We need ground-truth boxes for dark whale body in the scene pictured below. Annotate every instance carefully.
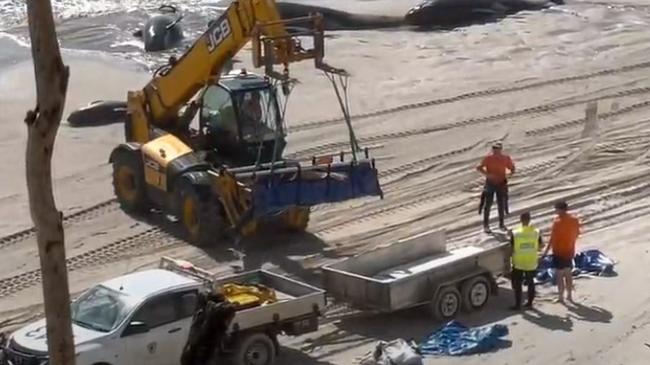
[67,2,568,127]
[66,100,127,127]
[405,0,565,28]
[275,2,403,30]
[133,5,184,52]
[134,1,567,51]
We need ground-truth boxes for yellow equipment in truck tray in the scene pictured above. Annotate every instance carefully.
[220,282,278,310]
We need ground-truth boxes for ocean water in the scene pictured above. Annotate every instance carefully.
[1,0,650,72]
[0,0,419,70]
[0,0,229,69]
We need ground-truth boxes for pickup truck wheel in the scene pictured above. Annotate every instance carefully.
[232,332,276,365]
[461,275,491,312]
[175,180,225,247]
[429,285,461,321]
[111,150,150,214]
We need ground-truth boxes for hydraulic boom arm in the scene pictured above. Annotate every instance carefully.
[126,0,333,143]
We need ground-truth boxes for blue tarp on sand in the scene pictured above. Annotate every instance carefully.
[418,321,509,356]
[535,249,616,285]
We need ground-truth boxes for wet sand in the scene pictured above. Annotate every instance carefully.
[2,1,650,363]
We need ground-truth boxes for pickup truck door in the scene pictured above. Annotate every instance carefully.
[166,290,199,360]
[120,289,198,365]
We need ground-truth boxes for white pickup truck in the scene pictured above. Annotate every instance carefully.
[0,257,326,365]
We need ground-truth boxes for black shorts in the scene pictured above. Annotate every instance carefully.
[552,256,573,269]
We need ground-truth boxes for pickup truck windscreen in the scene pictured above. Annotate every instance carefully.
[70,285,130,332]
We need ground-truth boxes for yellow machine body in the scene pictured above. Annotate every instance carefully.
[108,0,382,247]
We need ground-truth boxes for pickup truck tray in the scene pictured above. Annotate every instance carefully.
[159,257,326,334]
[214,270,326,333]
[321,229,510,313]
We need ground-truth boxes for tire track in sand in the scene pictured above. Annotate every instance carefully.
[526,100,650,137]
[0,199,118,250]
[288,86,650,159]
[312,154,570,235]
[0,227,178,298]
[288,60,650,133]
[3,80,650,295]
[5,80,650,248]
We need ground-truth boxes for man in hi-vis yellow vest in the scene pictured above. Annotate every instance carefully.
[509,211,543,310]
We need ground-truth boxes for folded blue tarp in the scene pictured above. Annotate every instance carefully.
[535,249,616,285]
[418,320,509,356]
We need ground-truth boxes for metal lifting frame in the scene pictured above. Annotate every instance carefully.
[251,14,327,80]
[251,13,362,162]
[322,70,362,162]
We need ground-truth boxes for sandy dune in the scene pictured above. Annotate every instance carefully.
[2,1,650,363]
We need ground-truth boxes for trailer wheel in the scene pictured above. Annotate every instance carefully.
[461,275,491,312]
[231,332,276,365]
[430,285,461,321]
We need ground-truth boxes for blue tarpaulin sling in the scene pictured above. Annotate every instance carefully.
[418,320,509,356]
[248,160,383,217]
[243,69,383,218]
[535,249,616,285]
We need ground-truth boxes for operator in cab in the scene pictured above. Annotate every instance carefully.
[237,90,276,142]
[240,90,263,124]
[238,90,263,138]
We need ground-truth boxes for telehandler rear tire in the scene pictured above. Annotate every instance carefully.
[175,180,225,247]
[111,150,150,214]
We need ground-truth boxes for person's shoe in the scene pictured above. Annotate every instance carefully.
[499,224,508,231]
[483,225,492,233]
[524,301,533,309]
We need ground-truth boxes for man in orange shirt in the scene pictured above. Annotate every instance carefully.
[542,200,581,303]
[476,142,515,233]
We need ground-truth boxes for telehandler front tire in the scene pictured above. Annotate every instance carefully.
[111,150,150,214]
[280,206,310,232]
[175,180,225,247]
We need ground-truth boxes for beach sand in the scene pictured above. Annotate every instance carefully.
[2,2,650,363]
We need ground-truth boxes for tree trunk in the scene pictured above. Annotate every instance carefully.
[24,1,74,365]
